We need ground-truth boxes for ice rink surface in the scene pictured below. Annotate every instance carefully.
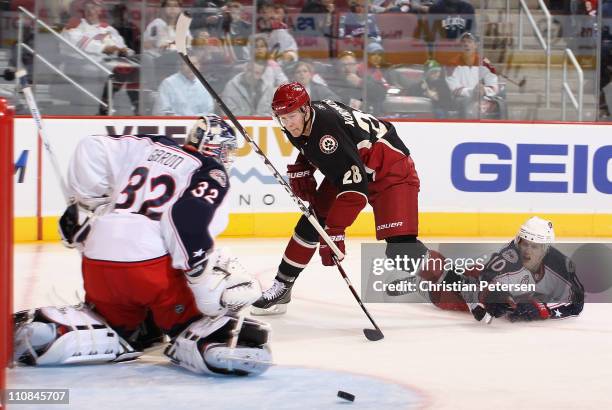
[10,238,612,409]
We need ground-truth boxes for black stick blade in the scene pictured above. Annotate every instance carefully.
[363,328,384,341]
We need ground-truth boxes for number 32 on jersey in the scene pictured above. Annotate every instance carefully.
[191,181,218,204]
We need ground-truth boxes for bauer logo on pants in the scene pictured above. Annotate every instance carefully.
[319,135,338,154]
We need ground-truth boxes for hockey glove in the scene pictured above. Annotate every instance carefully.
[319,228,345,266]
[58,202,92,249]
[287,162,317,204]
[481,289,516,318]
[507,300,550,322]
[470,303,489,322]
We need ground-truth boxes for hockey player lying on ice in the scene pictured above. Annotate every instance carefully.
[388,216,585,323]
[14,116,272,376]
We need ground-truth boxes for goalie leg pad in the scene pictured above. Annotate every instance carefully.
[164,315,272,376]
[14,305,142,366]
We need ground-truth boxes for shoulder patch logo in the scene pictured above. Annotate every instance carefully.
[209,169,228,187]
[313,103,326,110]
[319,135,338,154]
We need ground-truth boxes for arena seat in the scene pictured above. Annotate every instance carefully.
[382,95,434,118]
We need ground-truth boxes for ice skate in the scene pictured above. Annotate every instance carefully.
[251,279,292,316]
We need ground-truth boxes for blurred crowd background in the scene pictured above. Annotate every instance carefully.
[0,0,609,120]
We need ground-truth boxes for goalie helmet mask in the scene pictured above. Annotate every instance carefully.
[186,115,238,168]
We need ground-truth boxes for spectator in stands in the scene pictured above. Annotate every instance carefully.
[328,51,365,108]
[141,0,190,112]
[216,1,252,63]
[191,0,228,32]
[339,0,382,42]
[47,0,72,27]
[61,0,139,115]
[193,28,228,61]
[336,51,387,112]
[252,35,288,86]
[301,0,336,39]
[272,3,295,31]
[153,58,214,116]
[221,60,275,115]
[427,0,475,41]
[292,61,339,101]
[111,4,140,53]
[409,59,453,117]
[256,0,299,63]
[192,28,235,92]
[446,32,500,119]
[357,42,391,89]
[257,0,281,32]
[143,0,186,57]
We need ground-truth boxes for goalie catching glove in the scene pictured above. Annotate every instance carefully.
[58,197,111,249]
[186,248,262,317]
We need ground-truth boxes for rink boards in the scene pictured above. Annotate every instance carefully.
[11,117,612,241]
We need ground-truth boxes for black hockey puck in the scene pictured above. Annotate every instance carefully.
[337,390,355,402]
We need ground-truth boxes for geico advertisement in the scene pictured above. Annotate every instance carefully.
[13,118,612,217]
[393,121,612,212]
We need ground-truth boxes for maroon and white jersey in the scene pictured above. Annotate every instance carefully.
[282,100,419,230]
[66,134,229,272]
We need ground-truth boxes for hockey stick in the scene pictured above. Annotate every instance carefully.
[16,69,70,203]
[175,12,383,341]
[333,255,384,341]
[17,69,117,248]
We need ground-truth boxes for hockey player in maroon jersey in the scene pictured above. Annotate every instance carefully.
[390,217,585,323]
[252,82,423,315]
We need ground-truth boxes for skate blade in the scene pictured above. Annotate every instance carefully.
[250,304,288,316]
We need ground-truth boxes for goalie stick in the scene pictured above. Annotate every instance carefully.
[16,70,115,245]
[16,69,70,203]
[175,12,383,342]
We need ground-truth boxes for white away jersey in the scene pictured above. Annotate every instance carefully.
[480,242,585,318]
[67,134,230,271]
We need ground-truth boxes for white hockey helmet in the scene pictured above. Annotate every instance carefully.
[185,115,238,168]
[515,216,555,245]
